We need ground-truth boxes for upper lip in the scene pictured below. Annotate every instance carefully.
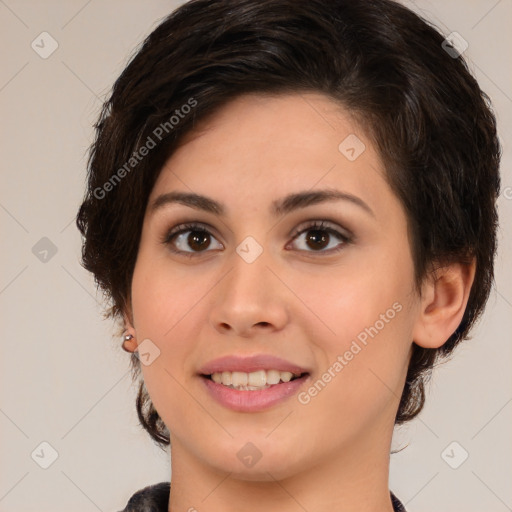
[198,354,310,375]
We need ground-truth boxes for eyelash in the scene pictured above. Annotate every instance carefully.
[161,220,353,258]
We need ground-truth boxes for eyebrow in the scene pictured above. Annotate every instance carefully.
[150,188,375,218]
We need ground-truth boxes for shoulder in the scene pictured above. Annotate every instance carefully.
[117,482,170,512]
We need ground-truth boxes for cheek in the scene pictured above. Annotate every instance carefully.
[131,250,204,339]
[130,253,196,381]
[295,303,412,450]
[294,248,413,349]
[293,251,414,424]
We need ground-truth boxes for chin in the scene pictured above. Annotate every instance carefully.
[207,444,306,482]
[219,461,298,482]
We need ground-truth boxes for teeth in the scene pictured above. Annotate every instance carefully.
[209,369,301,389]
[231,371,247,387]
[248,370,266,387]
[266,369,281,385]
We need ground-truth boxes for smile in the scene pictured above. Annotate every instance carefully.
[205,369,304,390]
[200,371,310,412]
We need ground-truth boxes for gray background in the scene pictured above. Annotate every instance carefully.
[0,1,510,511]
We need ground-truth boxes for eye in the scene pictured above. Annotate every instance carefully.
[162,222,223,257]
[288,220,352,254]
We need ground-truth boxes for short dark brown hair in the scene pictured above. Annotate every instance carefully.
[76,0,501,449]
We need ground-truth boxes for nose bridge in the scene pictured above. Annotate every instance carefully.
[209,235,288,333]
[227,235,273,298]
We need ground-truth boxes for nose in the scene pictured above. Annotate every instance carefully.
[208,244,289,338]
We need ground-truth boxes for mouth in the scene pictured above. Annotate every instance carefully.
[199,369,311,412]
[197,354,311,410]
[200,369,310,391]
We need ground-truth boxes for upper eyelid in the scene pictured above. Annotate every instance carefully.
[166,221,220,240]
[290,220,352,239]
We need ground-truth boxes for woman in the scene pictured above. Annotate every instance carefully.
[76,0,501,510]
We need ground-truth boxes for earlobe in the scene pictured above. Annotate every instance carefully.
[122,310,138,353]
[412,258,476,349]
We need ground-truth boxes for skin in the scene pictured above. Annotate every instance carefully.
[123,92,475,512]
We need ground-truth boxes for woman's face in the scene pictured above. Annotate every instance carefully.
[128,92,421,480]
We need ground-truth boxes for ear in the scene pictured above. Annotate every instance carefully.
[122,302,138,353]
[412,258,476,349]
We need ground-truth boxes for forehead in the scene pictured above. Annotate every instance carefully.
[149,92,394,219]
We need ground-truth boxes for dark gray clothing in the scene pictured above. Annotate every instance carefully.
[118,482,407,511]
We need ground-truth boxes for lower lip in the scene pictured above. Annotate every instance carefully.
[200,374,310,412]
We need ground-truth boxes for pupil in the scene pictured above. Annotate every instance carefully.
[307,230,328,250]
[189,231,210,250]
